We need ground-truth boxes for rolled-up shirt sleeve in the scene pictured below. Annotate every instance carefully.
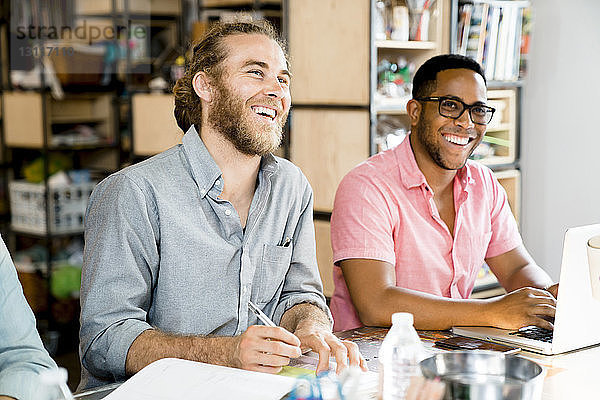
[0,238,57,400]
[272,175,332,325]
[80,173,159,382]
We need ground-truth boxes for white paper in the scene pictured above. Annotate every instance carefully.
[104,358,296,400]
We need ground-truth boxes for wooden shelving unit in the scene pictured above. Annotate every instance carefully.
[202,0,281,6]
[3,92,116,154]
[131,93,182,156]
[75,0,181,16]
[288,0,371,215]
[375,40,438,50]
[495,168,521,224]
[374,99,409,115]
[472,88,517,167]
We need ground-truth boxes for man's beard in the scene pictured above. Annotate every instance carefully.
[414,112,474,171]
[207,80,287,156]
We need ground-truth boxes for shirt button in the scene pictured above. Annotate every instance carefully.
[225,209,232,216]
[215,179,221,186]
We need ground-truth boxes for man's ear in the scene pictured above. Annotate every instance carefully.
[406,99,421,127]
[192,71,213,102]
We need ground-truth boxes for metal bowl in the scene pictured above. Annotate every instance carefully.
[420,351,545,400]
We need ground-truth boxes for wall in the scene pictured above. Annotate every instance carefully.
[521,0,600,279]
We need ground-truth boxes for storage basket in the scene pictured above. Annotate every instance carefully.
[9,180,97,235]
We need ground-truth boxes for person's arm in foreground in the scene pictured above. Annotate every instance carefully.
[126,302,367,376]
[0,239,57,400]
[341,247,556,331]
[125,325,303,375]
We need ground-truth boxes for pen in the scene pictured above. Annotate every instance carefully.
[248,300,277,327]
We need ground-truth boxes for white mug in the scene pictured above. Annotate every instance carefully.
[587,235,600,301]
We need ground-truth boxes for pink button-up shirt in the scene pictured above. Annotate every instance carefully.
[330,136,522,332]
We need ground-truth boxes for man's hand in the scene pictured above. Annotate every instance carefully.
[232,325,302,374]
[293,320,367,374]
[485,287,556,330]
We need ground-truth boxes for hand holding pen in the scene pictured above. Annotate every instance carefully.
[230,301,302,374]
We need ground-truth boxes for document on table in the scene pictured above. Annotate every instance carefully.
[104,358,296,400]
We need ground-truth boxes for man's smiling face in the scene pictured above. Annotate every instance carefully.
[207,33,291,156]
[412,68,488,171]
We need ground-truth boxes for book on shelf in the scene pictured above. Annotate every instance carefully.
[457,4,472,55]
[483,6,501,80]
[464,3,485,61]
[519,7,533,79]
[475,3,490,65]
[494,6,509,81]
[511,7,524,80]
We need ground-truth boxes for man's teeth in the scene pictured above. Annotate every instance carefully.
[252,106,276,119]
[443,134,470,145]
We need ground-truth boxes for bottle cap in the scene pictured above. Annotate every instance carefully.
[392,312,414,326]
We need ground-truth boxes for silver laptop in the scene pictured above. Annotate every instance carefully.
[452,224,600,355]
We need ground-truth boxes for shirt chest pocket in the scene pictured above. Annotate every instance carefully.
[255,243,293,305]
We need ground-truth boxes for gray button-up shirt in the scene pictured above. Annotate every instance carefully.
[79,126,329,388]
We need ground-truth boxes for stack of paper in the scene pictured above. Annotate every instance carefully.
[105,358,296,400]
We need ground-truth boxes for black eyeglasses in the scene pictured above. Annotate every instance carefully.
[415,96,495,125]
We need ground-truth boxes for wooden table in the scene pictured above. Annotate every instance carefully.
[75,326,600,399]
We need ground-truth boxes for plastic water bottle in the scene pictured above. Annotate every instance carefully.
[379,312,425,400]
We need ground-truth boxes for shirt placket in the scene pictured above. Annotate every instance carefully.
[204,178,248,334]
[235,170,273,334]
[422,181,468,298]
[208,179,241,242]
[423,184,450,237]
[449,178,470,297]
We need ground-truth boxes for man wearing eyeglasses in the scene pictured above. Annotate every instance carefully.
[330,54,558,332]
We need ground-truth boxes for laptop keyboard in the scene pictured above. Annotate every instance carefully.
[509,326,554,343]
